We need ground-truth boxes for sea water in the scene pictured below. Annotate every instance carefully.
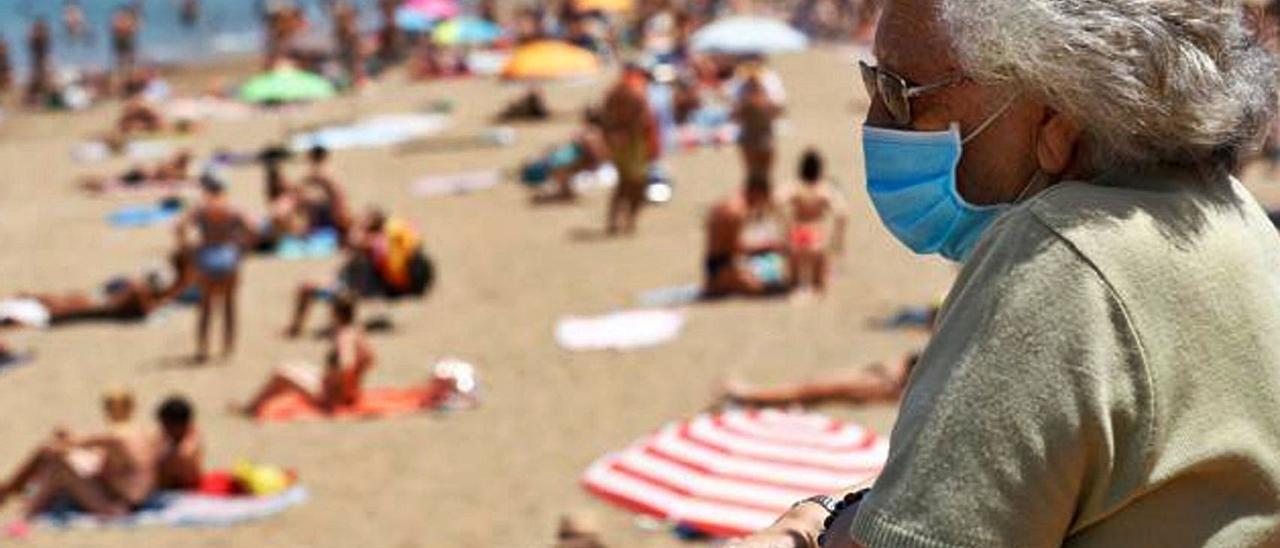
[0,0,394,76]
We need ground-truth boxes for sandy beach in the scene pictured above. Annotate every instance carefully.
[2,40,1276,547]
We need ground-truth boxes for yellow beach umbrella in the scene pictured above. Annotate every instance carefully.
[575,0,634,12]
[501,41,601,81]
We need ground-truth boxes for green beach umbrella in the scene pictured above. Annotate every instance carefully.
[240,68,337,104]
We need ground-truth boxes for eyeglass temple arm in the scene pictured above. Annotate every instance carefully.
[904,76,965,99]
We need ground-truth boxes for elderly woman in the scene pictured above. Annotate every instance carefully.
[733,1,1280,547]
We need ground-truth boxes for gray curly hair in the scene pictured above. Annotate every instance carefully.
[939,0,1278,170]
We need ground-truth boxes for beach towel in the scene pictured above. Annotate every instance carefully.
[0,299,51,328]
[39,486,308,530]
[107,203,183,228]
[410,170,502,197]
[163,97,253,122]
[637,284,704,308]
[256,387,442,423]
[71,140,174,164]
[274,229,340,260]
[555,310,685,351]
[290,113,451,152]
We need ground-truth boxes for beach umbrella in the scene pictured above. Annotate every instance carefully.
[575,0,635,12]
[501,41,600,81]
[405,0,461,19]
[395,9,436,32]
[690,16,809,55]
[581,409,888,538]
[240,68,337,104]
[432,17,503,46]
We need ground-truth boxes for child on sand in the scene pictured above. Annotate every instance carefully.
[782,149,848,296]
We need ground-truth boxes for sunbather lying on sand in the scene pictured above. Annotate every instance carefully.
[719,351,919,407]
[2,252,191,326]
[0,394,202,538]
[239,293,375,414]
[79,149,194,193]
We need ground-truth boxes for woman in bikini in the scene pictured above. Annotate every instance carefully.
[176,176,252,362]
[783,149,848,296]
[239,293,376,414]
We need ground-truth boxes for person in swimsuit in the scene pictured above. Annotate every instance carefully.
[0,390,160,538]
[110,7,140,84]
[154,396,203,491]
[782,149,848,296]
[332,1,365,88]
[0,37,12,96]
[298,145,352,236]
[719,351,919,407]
[703,173,791,297]
[240,293,376,414]
[733,74,782,186]
[10,251,193,325]
[602,66,661,235]
[25,18,52,107]
[80,150,194,193]
[175,175,252,363]
[180,0,201,28]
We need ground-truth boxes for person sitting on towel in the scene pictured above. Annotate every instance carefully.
[241,293,376,414]
[284,208,431,337]
[529,108,611,203]
[154,396,203,491]
[0,391,199,536]
[297,145,353,238]
[703,173,792,298]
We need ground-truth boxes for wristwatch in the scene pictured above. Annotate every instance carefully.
[791,494,841,516]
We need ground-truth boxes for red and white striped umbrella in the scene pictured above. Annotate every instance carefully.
[582,409,888,538]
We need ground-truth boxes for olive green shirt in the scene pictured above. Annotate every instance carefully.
[851,168,1280,547]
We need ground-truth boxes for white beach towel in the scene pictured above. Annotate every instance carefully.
[0,299,51,328]
[555,310,685,351]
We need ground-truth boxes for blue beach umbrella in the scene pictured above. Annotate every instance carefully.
[396,7,439,33]
[690,16,809,55]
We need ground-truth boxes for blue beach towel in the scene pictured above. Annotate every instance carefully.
[40,486,308,530]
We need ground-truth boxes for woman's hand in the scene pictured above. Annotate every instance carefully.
[725,502,828,548]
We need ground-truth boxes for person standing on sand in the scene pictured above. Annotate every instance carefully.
[377,0,406,65]
[732,0,1280,546]
[25,18,52,107]
[110,7,141,84]
[0,37,12,96]
[782,149,847,296]
[734,74,782,186]
[601,65,660,235]
[179,0,201,28]
[332,1,365,88]
[175,175,252,363]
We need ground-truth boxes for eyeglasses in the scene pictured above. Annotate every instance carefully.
[859,60,965,126]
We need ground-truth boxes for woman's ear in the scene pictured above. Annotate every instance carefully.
[1036,109,1082,176]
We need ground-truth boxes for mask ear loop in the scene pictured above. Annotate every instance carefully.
[1013,170,1051,205]
[960,94,1020,145]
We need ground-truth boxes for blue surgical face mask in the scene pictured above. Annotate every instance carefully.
[861,100,1028,262]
